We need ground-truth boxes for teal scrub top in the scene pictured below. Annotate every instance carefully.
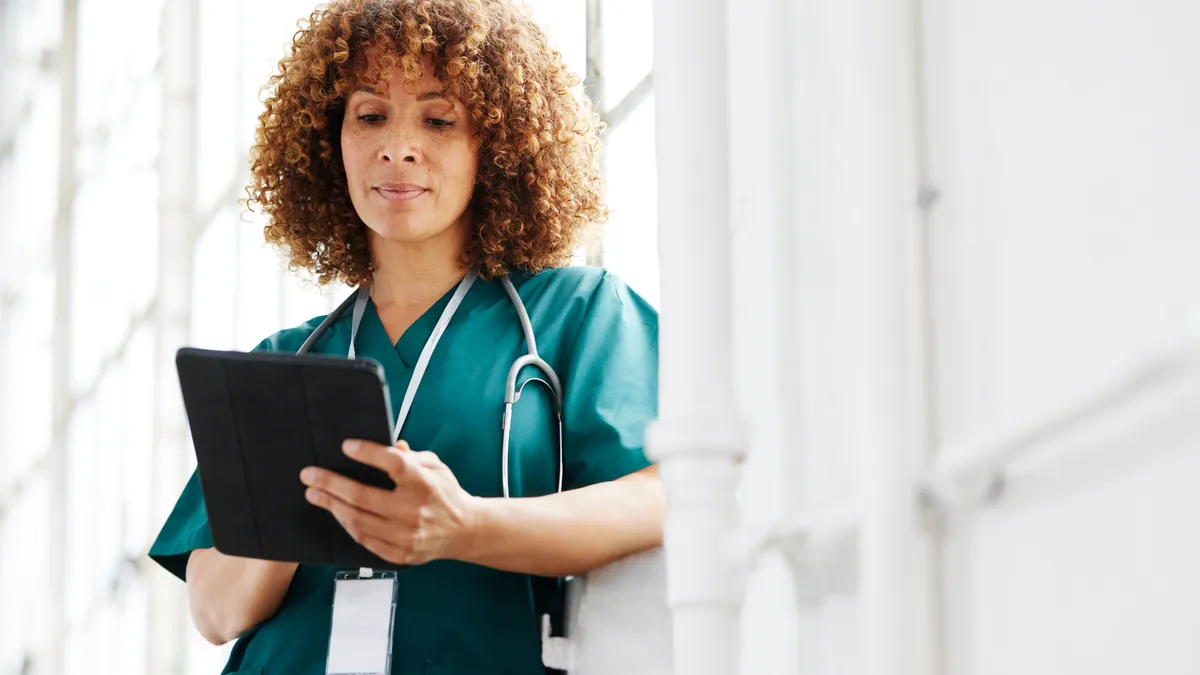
[149,266,658,675]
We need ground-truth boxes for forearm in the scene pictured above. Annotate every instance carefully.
[455,466,665,578]
[186,548,299,645]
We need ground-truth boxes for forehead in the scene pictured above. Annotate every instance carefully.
[352,50,444,93]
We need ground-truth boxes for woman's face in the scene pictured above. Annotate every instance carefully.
[341,56,479,248]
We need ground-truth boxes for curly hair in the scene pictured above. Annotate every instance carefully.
[245,0,607,285]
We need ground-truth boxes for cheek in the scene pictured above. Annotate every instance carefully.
[340,131,366,183]
[455,156,479,194]
[442,140,479,197]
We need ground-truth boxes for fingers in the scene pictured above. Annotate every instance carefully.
[343,438,443,479]
[303,440,462,568]
[341,439,409,473]
[343,438,448,477]
[305,487,421,565]
[410,450,445,469]
[299,466,392,517]
[305,487,396,544]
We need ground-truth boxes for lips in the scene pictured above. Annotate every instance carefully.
[373,184,428,202]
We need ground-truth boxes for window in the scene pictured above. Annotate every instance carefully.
[585,0,659,303]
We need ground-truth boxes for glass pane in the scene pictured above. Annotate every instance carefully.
[197,0,240,208]
[236,216,284,350]
[121,324,156,556]
[3,285,54,471]
[239,0,326,153]
[118,583,149,674]
[65,396,98,625]
[8,89,59,277]
[281,270,344,332]
[600,96,658,305]
[526,0,587,82]
[70,178,129,389]
[190,211,239,350]
[1,473,50,672]
[599,0,653,113]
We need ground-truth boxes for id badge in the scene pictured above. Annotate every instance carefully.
[326,568,398,675]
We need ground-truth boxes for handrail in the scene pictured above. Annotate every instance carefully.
[920,342,1200,510]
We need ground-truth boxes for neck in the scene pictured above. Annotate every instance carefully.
[367,224,469,311]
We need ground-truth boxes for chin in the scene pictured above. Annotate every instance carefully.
[364,218,455,245]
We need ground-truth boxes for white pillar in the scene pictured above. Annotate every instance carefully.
[726,0,806,669]
[771,0,932,672]
[147,0,198,673]
[647,0,747,674]
[830,2,925,674]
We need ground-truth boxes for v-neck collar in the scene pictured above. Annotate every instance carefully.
[342,273,512,431]
[358,274,494,370]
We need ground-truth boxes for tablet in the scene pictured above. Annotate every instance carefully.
[176,347,397,568]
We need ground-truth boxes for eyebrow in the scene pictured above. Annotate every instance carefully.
[354,85,447,102]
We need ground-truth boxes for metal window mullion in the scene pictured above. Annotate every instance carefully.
[44,0,80,672]
[584,0,605,267]
[146,0,200,672]
[600,72,652,133]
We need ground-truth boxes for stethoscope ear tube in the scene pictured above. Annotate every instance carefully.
[296,288,361,356]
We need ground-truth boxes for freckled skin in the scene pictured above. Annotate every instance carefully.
[341,56,481,247]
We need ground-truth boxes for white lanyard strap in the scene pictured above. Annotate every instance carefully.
[348,268,479,442]
[347,288,370,361]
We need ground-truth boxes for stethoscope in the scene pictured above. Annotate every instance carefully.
[295,268,564,498]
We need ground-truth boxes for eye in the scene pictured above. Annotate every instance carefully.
[356,114,385,124]
[427,118,454,128]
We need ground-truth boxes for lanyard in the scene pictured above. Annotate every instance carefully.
[346,268,479,443]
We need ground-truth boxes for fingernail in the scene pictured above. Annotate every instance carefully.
[343,439,361,454]
[300,468,316,484]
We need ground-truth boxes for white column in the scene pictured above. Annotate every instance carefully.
[647,0,748,674]
[147,0,198,673]
[834,2,926,674]
[726,0,806,669]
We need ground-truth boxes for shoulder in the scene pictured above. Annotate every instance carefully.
[252,313,345,354]
[517,264,607,297]
[516,266,657,361]
[518,265,656,322]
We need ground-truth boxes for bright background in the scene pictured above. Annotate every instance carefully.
[0,0,654,672]
[6,1,1200,674]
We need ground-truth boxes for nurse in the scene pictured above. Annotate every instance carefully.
[148,1,663,673]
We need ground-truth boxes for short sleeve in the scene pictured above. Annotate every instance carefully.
[147,469,213,581]
[147,334,287,581]
[560,272,659,490]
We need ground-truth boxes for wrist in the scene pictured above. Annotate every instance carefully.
[452,495,496,563]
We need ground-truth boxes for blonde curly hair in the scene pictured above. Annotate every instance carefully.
[245,0,607,285]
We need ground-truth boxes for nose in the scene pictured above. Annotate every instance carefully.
[379,123,421,164]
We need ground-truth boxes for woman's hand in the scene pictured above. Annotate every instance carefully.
[299,439,480,566]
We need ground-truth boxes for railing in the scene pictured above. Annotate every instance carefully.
[919,342,1200,510]
[768,342,1200,603]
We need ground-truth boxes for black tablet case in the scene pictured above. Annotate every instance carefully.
[176,347,397,568]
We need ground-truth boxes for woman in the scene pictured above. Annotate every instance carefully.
[148,1,663,673]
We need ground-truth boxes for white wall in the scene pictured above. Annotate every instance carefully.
[715,0,1200,674]
[927,1,1200,673]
